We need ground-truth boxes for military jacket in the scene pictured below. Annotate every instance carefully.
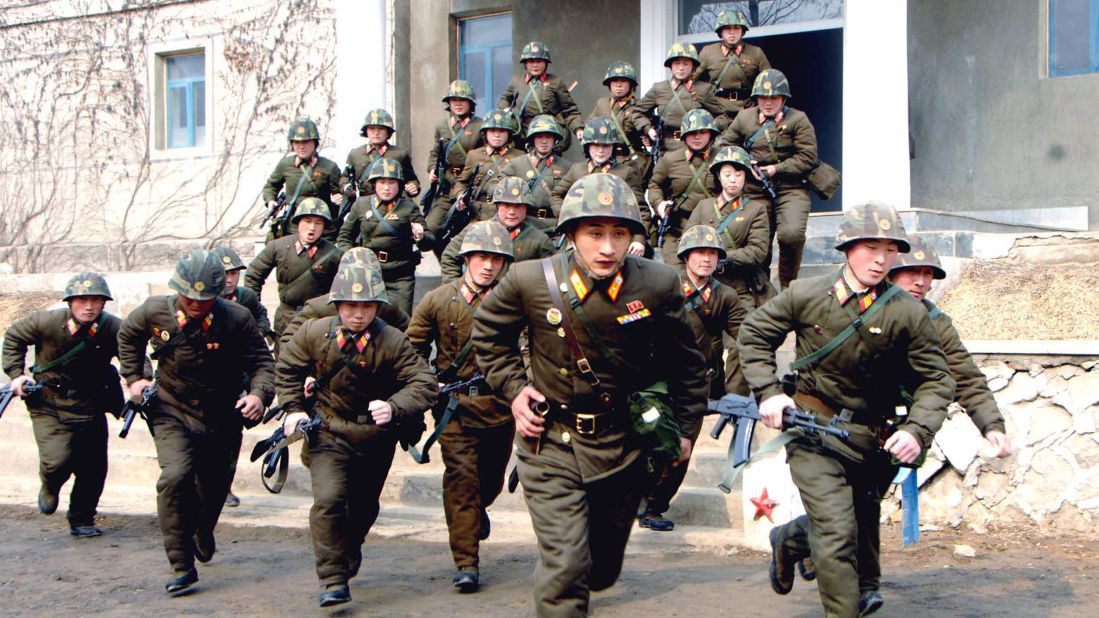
[427,115,484,187]
[244,236,342,309]
[647,147,718,236]
[336,196,434,274]
[737,270,955,453]
[226,287,271,335]
[589,96,648,157]
[686,194,771,298]
[925,300,1005,435]
[439,220,556,283]
[276,316,437,442]
[631,79,727,140]
[450,146,523,220]
[118,296,275,423]
[341,143,420,197]
[682,277,746,372]
[472,252,709,482]
[499,153,572,221]
[552,159,650,244]
[280,296,409,350]
[407,280,510,427]
[262,154,342,223]
[718,106,818,188]
[497,73,584,135]
[3,309,125,418]
[693,42,771,115]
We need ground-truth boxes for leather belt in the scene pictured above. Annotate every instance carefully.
[559,410,613,436]
[532,207,552,219]
[715,88,750,100]
[794,392,878,427]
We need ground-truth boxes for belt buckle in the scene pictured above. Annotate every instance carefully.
[575,413,596,436]
[468,386,480,397]
[536,208,549,218]
[837,408,854,423]
[377,250,388,262]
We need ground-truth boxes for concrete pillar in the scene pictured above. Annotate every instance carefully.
[842,0,910,211]
[638,0,673,94]
[333,0,388,156]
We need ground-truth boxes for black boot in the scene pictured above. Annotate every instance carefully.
[319,583,351,607]
[858,591,884,616]
[478,508,491,540]
[769,527,793,595]
[194,529,215,563]
[70,525,103,538]
[453,568,479,593]
[38,483,58,515]
[165,568,198,594]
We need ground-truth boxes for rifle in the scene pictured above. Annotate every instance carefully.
[249,414,323,494]
[420,138,449,210]
[440,163,481,248]
[0,381,43,419]
[259,191,287,231]
[656,209,672,248]
[119,384,158,439]
[337,164,358,226]
[751,162,778,199]
[650,112,665,164]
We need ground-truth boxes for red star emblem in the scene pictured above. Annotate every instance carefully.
[751,487,779,522]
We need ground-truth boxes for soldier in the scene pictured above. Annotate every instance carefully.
[497,41,583,154]
[449,109,523,225]
[737,203,954,618]
[407,220,515,592]
[500,114,572,234]
[718,69,819,289]
[588,61,649,172]
[638,225,749,533]
[424,80,485,250]
[440,177,556,283]
[119,250,275,594]
[276,249,437,607]
[337,158,434,316]
[631,42,726,156]
[647,108,720,265]
[693,10,771,121]
[2,273,125,538]
[472,173,708,616]
[341,108,420,201]
[245,198,343,346]
[685,146,774,309]
[553,117,650,256]
[262,117,344,240]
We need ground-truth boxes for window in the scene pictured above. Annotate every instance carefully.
[678,0,843,36]
[1050,0,1099,76]
[164,53,206,148]
[458,13,512,113]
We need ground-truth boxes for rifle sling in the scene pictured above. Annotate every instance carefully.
[281,245,341,299]
[540,256,604,395]
[367,197,405,239]
[789,284,903,372]
[712,48,749,90]
[30,314,108,374]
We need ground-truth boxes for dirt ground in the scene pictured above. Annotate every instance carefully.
[1,505,1096,617]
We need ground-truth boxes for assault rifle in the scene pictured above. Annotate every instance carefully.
[440,163,481,248]
[420,138,449,209]
[259,191,287,231]
[0,381,43,419]
[751,162,777,199]
[250,414,323,494]
[119,384,158,439]
[410,372,487,465]
[649,112,665,164]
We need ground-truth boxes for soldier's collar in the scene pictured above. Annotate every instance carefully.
[685,147,710,162]
[613,95,635,108]
[718,193,746,211]
[486,145,508,156]
[524,72,548,84]
[722,43,744,56]
[530,152,553,166]
[293,154,317,167]
[587,159,614,173]
[460,276,492,305]
[833,267,882,308]
[366,143,389,155]
[568,253,625,303]
[684,271,712,293]
[671,78,693,91]
[66,315,98,337]
[450,115,471,128]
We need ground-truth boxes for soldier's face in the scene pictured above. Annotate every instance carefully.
[337,301,378,333]
[223,269,241,294]
[291,140,316,159]
[845,240,900,287]
[297,216,326,244]
[721,26,745,46]
[178,295,216,319]
[684,130,712,151]
[572,219,632,277]
[686,248,720,278]
[68,296,105,325]
[588,143,614,165]
[374,178,400,201]
[485,129,509,148]
[496,202,527,227]
[448,98,471,116]
[670,58,695,80]
[757,95,785,117]
[718,164,746,195]
[466,252,507,287]
[890,266,936,301]
[366,126,390,145]
[531,134,556,155]
[608,79,633,98]
[525,59,547,76]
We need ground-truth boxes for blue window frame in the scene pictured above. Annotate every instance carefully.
[458,13,512,113]
[1050,0,1099,76]
[165,53,206,148]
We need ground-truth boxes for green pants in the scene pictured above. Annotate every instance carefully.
[425,196,454,259]
[383,274,415,317]
[306,428,397,586]
[439,418,514,569]
[644,423,702,517]
[747,185,811,289]
[29,410,107,527]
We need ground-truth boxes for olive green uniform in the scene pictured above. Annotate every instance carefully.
[498,73,583,153]
[118,296,275,574]
[472,252,708,616]
[3,309,125,528]
[589,96,649,170]
[685,195,773,308]
[553,159,650,246]
[500,153,572,233]
[451,146,524,222]
[280,295,409,350]
[424,115,484,237]
[336,195,434,316]
[225,286,272,336]
[737,270,954,618]
[631,80,726,153]
[276,315,436,587]
[718,107,818,287]
[243,236,343,340]
[646,147,718,263]
[407,280,512,572]
[341,143,420,199]
[262,154,343,239]
[693,42,771,117]
[439,221,556,284]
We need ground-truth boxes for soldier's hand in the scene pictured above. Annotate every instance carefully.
[429,170,439,183]
[657,200,673,219]
[282,412,310,437]
[575,128,584,140]
[303,377,316,397]
[369,399,393,425]
[647,127,659,142]
[984,430,1013,458]
[129,379,154,399]
[411,222,425,241]
[760,164,777,178]
[671,437,693,467]
[511,385,547,439]
[884,429,922,464]
[236,394,264,420]
[406,181,420,197]
[759,394,795,429]
[331,193,344,206]
[9,375,32,397]
[627,241,646,257]
[640,135,652,149]
[267,200,279,209]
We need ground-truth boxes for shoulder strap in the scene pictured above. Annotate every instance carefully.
[789,284,904,371]
[528,158,555,192]
[677,156,714,206]
[288,162,313,208]
[743,118,775,152]
[712,48,749,88]
[367,196,403,237]
[540,256,604,391]
[928,306,943,320]
[446,122,467,159]
[715,199,746,235]
[553,254,639,375]
[282,245,341,298]
[29,314,109,373]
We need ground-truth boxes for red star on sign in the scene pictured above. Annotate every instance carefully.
[751,487,779,522]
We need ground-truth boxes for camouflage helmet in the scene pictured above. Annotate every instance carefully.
[664,42,700,68]
[677,225,727,260]
[715,10,751,35]
[519,41,551,63]
[751,69,792,99]
[526,114,564,142]
[834,202,911,253]
[288,117,320,142]
[889,236,946,279]
[602,61,638,86]
[492,176,535,206]
[709,146,753,174]
[481,109,518,134]
[169,249,226,301]
[360,108,395,134]
[556,173,644,235]
[582,117,625,146]
[62,272,113,301]
[680,108,719,137]
[441,79,477,104]
[328,248,388,305]
[211,245,246,272]
[291,197,333,225]
[460,220,515,261]
[366,157,404,184]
